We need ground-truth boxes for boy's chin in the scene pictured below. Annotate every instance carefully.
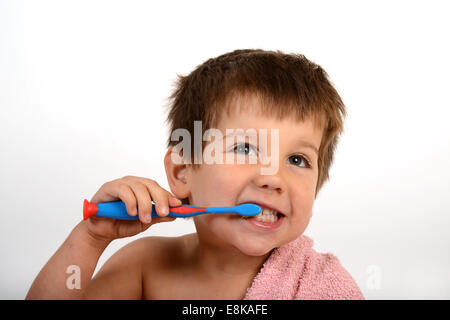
[234,242,276,257]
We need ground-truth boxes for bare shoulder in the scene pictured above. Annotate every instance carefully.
[93,234,189,279]
[134,233,195,268]
[86,234,193,299]
[138,233,197,299]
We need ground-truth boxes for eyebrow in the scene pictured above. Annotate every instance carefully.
[222,132,258,139]
[296,140,319,156]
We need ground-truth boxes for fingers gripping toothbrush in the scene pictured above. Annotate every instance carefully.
[83,199,261,220]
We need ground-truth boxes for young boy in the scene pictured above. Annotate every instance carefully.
[26,49,364,299]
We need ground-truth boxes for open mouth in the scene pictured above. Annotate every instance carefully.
[241,204,286,223]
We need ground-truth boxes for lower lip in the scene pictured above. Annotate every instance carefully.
[243,215,285,231]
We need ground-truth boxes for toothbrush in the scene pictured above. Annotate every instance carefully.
[83,199,261,220]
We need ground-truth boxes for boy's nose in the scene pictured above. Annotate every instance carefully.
[253,173,284,194]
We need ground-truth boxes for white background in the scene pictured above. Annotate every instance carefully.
[1,0,449,299]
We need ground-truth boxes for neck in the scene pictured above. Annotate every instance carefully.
[186,231,272,281]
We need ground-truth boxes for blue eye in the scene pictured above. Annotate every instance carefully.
[233,143,257,155]
[288,155,311,168]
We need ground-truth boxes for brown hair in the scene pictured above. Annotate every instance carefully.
[165,49,346,201]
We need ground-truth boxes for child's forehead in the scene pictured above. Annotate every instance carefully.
[214,92,325,130]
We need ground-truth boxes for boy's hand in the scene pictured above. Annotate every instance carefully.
[85,176,182,242]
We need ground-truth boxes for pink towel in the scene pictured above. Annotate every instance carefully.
[243,235,364,300]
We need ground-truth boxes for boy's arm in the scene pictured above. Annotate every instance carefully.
[26,221,146,299]
[26,176,180,299]
[26,221,111,299]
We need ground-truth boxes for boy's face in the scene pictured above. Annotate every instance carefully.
[185,94,323,256]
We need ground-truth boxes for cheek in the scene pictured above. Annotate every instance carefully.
[194,214,236,244]
[190,165,247,205]
[288,193,314,239]
[289,181,315,219]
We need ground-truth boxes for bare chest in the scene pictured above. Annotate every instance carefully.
[143,267,252,300]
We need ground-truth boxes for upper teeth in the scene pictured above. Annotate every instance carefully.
[260,208,277,216]
[251,206,280,223]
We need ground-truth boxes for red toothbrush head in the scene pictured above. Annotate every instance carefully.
[83,199,98,220]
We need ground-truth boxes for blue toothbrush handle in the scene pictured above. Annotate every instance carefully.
[95,201,155,220]
[95,201,211,220]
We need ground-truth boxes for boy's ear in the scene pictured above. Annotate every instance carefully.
[164,147,190,199]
